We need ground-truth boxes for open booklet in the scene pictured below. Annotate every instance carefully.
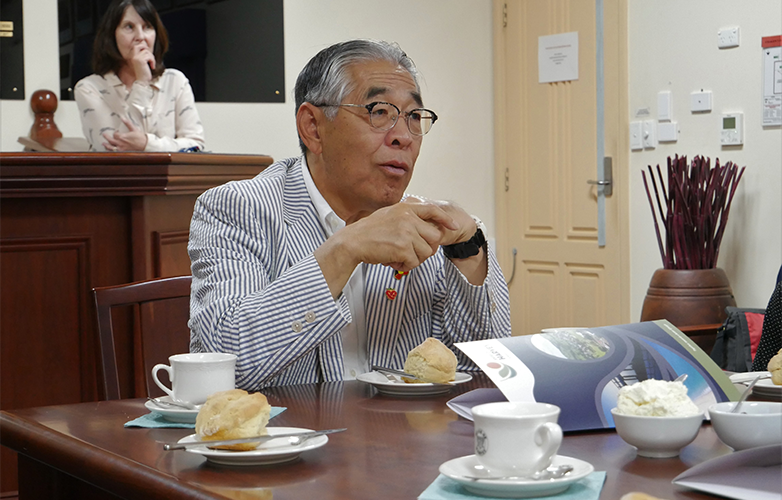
[451,320,741,431]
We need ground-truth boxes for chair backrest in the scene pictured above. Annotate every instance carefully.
[93,276,192,400]
[710,306,766,373]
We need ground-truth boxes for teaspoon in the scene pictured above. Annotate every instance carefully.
[465,464,574,482]
[147,397,200,411]
[731,375,762,413]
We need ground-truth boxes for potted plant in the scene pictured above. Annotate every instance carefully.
[639,154,745,326]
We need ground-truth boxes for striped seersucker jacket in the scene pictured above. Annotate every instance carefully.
[188,156,512,389]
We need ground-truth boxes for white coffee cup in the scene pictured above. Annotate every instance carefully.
[152,353,236,405]
[472,402,563,477]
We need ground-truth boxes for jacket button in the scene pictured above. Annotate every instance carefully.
[305,311,316,323]
[291,321,303,333]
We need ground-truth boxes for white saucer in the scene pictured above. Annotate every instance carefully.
[144,396,200,424]
[439,454,594,498]
[178,427,328,466]
[356,371,472,396]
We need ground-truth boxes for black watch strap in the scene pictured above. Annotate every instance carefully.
[443,226,486,259]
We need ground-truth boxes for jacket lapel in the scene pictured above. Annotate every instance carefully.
[281,157,326,262]
[280,157,344,379]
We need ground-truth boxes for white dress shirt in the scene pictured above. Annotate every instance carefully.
[300,158,368,379]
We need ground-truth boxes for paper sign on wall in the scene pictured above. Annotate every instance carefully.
[538,32,579,83]
[762,35,782,126]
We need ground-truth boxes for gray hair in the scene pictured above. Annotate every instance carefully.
[294,39,420,153]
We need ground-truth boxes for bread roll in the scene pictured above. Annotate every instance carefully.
[768,349,782,385]
[195,389,271,451]
[403,338,457,384]
[620,494,669,500]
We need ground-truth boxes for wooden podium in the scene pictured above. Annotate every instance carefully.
[0,152,272,495]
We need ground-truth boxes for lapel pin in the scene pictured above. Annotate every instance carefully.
[385,288,397,300]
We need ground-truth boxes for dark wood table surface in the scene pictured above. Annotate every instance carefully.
[0,375,755,500]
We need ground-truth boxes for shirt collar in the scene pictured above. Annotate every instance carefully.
[104,71,161,90]
[300,155,344,237]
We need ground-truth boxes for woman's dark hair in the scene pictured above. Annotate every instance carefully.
[92,0,169,78]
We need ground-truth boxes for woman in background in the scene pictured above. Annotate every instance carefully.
[75,0,205,152]
[751,266,782,371]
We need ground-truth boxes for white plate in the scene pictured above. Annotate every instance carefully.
[356,371,472,396]
[178,427,328,466]
[751,378,782,397]
[729,371,771,384]
[439,454,594,499]
[730,372,781,397]
[144,396,200,423]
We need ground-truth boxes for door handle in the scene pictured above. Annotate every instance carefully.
[587,157,613,196]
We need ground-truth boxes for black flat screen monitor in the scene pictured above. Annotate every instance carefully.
[58,0,285,103]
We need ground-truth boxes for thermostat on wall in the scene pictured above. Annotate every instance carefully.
[721,112,743,145]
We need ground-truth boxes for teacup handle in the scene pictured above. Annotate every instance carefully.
[533,422,563,472]
[151,364,174,398]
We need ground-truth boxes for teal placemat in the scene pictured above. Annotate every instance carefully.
[418,471,606,500]
[125,406,287,429]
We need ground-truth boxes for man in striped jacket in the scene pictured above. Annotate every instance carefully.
[188,39,511,389]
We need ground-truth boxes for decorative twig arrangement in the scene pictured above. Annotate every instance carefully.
[642,155,745,270]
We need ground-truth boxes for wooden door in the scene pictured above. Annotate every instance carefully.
[493,0,630,334]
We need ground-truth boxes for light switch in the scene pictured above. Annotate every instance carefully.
[642,120,656,149]
[630,121,643,150]
[658,122,678,142]
[718,27,740,48]
[658,91,672,121]
[691,91,712,112]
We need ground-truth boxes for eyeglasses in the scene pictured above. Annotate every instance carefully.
[315,101,438,136]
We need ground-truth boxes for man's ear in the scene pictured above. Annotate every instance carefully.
[296,103,323,155]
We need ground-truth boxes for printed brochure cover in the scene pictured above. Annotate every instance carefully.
[455,320,740,432]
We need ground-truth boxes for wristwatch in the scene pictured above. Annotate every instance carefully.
[443,217,487,259]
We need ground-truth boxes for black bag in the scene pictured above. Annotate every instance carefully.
[709,307,765,372]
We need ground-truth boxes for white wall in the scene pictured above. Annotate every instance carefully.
[627,0,782,317]
[6,0,780,321]
[0,0,496,235]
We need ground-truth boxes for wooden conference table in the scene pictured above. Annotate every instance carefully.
[0,374,749,500]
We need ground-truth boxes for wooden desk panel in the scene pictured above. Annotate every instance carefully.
[0,152,272,496]
[0,378,740,500]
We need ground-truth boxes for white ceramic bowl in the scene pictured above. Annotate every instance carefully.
[708,402,782,450]
[611,408,705,458]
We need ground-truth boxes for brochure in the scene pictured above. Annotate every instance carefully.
[454,320,740,432]
[673,444,781,500]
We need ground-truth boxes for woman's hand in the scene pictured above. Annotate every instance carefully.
[103,117,148,151]
[130,43,154,84]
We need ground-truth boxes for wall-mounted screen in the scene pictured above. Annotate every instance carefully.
[1,0,25,100]
[58,0,284,103]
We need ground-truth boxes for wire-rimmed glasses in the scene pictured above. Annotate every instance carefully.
[316,101,438,136]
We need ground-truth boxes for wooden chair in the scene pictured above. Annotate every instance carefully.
[93,276,192,400]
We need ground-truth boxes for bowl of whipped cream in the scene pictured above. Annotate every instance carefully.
[611,379,704,458]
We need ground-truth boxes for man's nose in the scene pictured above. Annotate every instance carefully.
[385,117,414,148]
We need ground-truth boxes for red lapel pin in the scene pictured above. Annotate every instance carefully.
[385,288,397,300]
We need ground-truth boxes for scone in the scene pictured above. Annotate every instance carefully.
[403,337,458,384]
[620,494,670,500]
[195,389,271,451]
[768,349,782,385]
